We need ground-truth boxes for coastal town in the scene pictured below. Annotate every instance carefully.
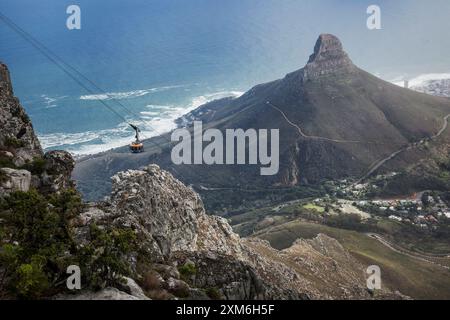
[307,174,450,229]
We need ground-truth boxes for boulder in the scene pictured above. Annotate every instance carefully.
[108,164,242,260]
[55,287,141,300]
[40,150,75,193]
[0,168,31,194]
[120,277,151,300]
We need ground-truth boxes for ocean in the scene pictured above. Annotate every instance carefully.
[1,0,450,155]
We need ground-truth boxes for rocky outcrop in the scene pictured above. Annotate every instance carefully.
[71,165,307,299]
[242,236,406,300]
[107,164,242,261]
[1,62,75,196]
[169,252,268,300]
[74,164,406,300]
[58,288,141,300]
[0,63,43,166]
[0,168,31,193]
[39,150,76,193]
[54,277,150,300]
[302,33,356,81]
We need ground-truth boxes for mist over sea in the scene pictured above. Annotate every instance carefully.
[1,0,450,155]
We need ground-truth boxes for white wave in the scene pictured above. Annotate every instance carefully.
[189,91,244,110]
[140,105,173,118]
[390,73,450,88]
[40,94,68,108]
[40,90,244,156]
[79,85,184,101]
[408,73,450,88]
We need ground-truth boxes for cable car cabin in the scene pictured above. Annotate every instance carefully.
[130,141,144,153]
[129,124,144,153]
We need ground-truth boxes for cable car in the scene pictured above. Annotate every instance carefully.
[129,124,144,153]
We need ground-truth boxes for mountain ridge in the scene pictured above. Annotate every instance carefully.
[73,34,450,209]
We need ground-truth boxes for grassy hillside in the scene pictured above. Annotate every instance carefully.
[254,220,450,300]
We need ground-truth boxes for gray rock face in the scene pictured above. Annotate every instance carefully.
[0,62,76,195]
[108,164,242,261]
[170,251,281,300]
[39,150,76,193]
[0,168,31,194]
[52,277,149,300]
[0,63,43,166]
[55,287,142,300]
[73,164,305,299]
[75,164,406,300]
[303,34,355,81]
[120,277,151,300]
[0,63,13,95]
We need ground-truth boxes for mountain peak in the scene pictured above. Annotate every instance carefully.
[302,34,355,81]
[308,34,348,63]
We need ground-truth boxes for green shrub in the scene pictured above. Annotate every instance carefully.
[49,188,84,221]
[171,281,190,298]
[0,170,8,184]
[0,188,136,298]
[20,157,47,175]
[205,287,222,300]
[0,156,16,169]
[14,256,50,299]
[0,189,79,298]
[178,262,197,281]
[77,224,137,290]
[4,137,25,148]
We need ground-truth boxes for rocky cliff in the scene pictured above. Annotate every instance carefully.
[302,34,356,81]
[0,63,74,196]
[0,63,42,166]
[73,164,405,300]
[74,164,291,299]
[88,164,243,261]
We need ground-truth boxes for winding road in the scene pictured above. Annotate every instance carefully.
[366,233,450,270]
[434,114,450,138]
[267,101,366,144]
[358,113,450,183]
[267,100,450,183]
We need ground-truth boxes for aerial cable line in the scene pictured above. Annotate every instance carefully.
[0,11,130,124]
[0,10,174,154]
[0,11,292,192]
[0,11,198,183]
[0,11,169,141]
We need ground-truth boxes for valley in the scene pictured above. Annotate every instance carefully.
[229,196,450,299]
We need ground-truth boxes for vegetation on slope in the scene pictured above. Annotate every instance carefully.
[0,189,136,299]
